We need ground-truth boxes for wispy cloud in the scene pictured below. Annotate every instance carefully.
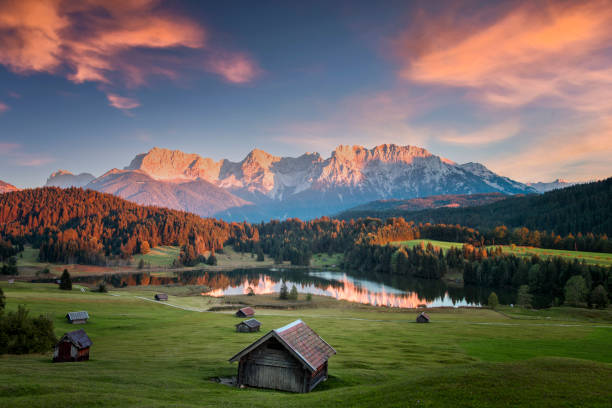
[0,102,8,114]
[0,0,260,110]
[107,94,141,110]
[394,1,612,111]
[205,51,261,84]
[436,120,521,145]
[0,143,54,167]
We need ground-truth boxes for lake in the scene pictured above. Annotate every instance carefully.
[66,268,509,308]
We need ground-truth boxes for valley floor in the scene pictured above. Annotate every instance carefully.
[0,282,611,407]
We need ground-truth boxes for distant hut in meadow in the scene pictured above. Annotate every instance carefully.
[229,319,336,393]
[416,312,430,323]
[53,329,92,363]
[66,311,89,324]
[236,318,262,333]
[154,293,168,301]
[235,307,255,318]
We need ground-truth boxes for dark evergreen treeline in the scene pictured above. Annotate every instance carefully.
[343,242,611,306]
[338,177,612,238]
[0,188,257,265]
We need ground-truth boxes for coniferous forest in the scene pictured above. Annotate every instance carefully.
[0,185,610,306]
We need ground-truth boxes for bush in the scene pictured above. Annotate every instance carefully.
[564,275,588,307]
[1,256,18,275]
[590,285,609,309]
[59,269,72,290]
[97,282,108,293]
[256,247,264,262]
[289,285,298,300]
[207,254,217,266]
[246,287,255,296]
[138,258,145,269]
[306,293,312,301]
[0,305,57,355]
[487,292,499,309]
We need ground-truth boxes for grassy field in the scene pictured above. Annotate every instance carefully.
[0,282,610,407]
[395,239,612,266]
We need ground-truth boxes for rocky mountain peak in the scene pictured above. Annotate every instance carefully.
[0,180,19,194]
[46,169,95,188]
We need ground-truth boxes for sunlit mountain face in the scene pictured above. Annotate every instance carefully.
[64,269,480,308]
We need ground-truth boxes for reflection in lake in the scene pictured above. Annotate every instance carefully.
[65,268,491,308]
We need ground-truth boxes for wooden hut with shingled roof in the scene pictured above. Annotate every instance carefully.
[416,312,430,323]
[229,319,336,393]
[235,307,255,318]
[53,329,92,363]
[236,318,262,333]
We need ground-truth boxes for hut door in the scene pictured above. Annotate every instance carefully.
[59,341,72,360]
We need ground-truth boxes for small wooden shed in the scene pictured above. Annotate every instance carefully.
[229,319,336,393]
[235,307,255,318]
[53,329,92,363]
[236,318,261,333]
[66,311,89,324]
[155,293,168,301]
[416,312,430,323]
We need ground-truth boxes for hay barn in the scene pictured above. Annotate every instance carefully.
[416,312,430,323]
[236,318,262,333]
[229,319,336,393]
[66,311,89,324]
[53,329,92,363]
[235,307,255,317]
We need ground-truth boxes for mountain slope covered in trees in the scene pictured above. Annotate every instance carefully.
[0,188,255,264]
[337,178,612,236]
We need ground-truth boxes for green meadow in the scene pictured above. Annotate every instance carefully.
[396,239,612,267]
[1,282,610,407]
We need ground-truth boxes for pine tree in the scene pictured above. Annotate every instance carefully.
[289,285,298,300]
[279,281,288,300]
[0,287,5,311]
[516,285,533,308]
[590,285,609,309]
[59,269,72,290]
[487,292,499,309]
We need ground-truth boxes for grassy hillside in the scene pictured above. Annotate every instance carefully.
[0,282,610,407]
[396,239,612,267]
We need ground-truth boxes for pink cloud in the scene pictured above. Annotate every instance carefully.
[205,52,261,84]
[0,142,54,167]
[0,102,8,113]
[107,94,141,110]
[394,1,612,111]
[0,0,260,109]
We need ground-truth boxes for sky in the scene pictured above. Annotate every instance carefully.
[1,0,611,188]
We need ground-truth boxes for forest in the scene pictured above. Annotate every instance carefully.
[337,177,612,237]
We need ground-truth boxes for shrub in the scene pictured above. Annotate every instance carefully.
[97,282,108,293]
[306,293,312,301]
[0,305,57,355]
[138,259,145,269]
[59,269,72,290]
[247,287,255,296]
[207,254,217,266]
[487,292,499,309]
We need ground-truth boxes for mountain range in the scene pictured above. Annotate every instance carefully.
[526,179,575,193]
[42,144,538,221]
[45,170,95,188]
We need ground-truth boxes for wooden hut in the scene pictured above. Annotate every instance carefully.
[229,319,336,393]
[235,307,255,318]
[53,329,92,363]
[155,293,168,301]
[236,318,262,333]
[66,311,89,324]
[416,312,430,323]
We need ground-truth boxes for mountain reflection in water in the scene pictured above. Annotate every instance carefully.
[65,268,489,308]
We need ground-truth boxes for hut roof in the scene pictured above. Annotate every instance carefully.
[236,318,261,328]
[238,307,255,316]
[66,311,89,321]
[229,319,336,372]
[418,312,430,320]
[155,293,168,299]
[63,329,92,349]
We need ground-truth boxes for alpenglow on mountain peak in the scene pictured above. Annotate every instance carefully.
[63,143,536,221]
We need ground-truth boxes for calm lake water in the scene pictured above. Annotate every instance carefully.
[67,268,506,308]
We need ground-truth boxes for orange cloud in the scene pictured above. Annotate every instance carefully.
[395,1,612,110]
[107,94,141,110]
[0,0,260,109]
